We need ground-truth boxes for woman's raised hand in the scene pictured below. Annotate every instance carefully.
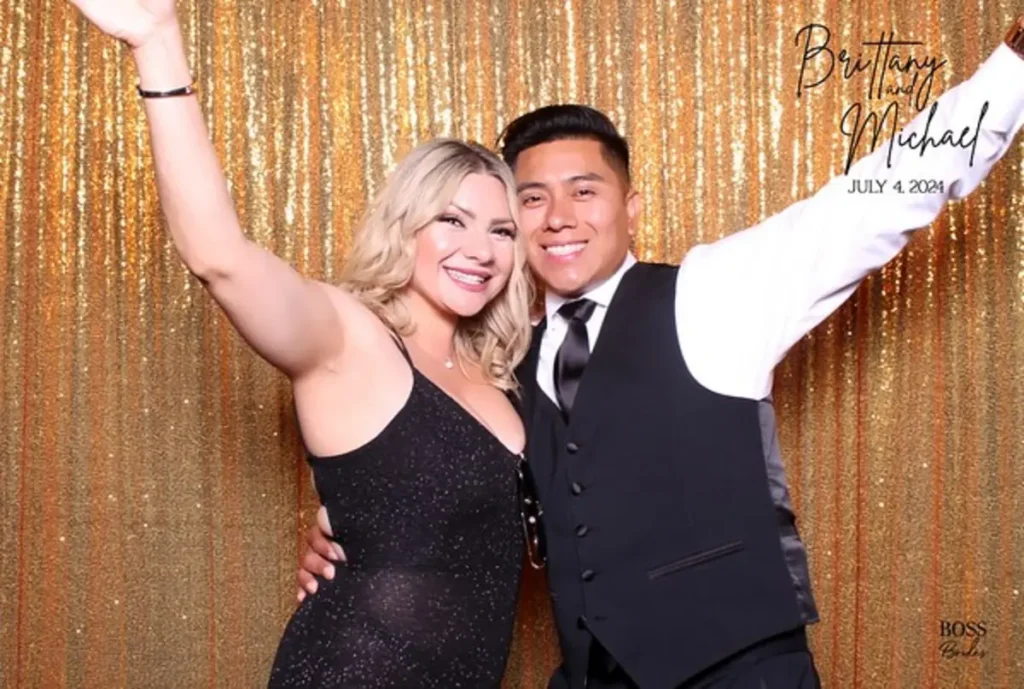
[68,0,179,50]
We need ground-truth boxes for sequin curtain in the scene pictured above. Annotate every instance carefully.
[2,0,1023,687]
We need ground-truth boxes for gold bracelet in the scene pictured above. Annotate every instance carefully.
[1006,15,1024,60]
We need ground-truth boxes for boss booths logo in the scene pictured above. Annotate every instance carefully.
[938,620,988,659]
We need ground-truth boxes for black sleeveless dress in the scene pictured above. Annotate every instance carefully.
[268,337,524,688]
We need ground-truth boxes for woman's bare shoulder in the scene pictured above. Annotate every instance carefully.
[312,281,396,355]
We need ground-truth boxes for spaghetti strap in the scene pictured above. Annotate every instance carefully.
[386,327,414,368]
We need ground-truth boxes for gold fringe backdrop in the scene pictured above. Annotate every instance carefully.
[1,1,1023,687]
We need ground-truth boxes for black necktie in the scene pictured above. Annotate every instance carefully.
[554,299,597,418]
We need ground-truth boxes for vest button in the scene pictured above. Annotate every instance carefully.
[570,482,583,495]
[581,569,595,582]
[575,524,589,537]
[566,442,580,453]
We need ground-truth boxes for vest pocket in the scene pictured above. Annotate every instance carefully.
[647,540,745,579]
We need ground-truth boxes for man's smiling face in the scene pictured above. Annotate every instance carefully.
[513,138,639,298]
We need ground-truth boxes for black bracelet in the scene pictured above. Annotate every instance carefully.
[136,82,197,99]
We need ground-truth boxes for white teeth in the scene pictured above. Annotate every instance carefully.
[545,242,585,256]
[446,268,486,285]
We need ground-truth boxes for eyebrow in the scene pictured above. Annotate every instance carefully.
[515,172,607,193]
[515,181,546,194]
[450,203,514,227]
[569,172,606,184]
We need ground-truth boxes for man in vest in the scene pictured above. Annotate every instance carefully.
[297,21,1024,689]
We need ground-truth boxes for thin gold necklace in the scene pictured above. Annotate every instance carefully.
[406,338,455,370]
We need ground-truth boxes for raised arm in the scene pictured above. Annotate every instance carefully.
[71,0,343,379]
[678,28,1024,401]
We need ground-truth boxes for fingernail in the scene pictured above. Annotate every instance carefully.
[297,591,305,603]
[324,564,335,580]
[333,545,346,561]
[307,580,318,594]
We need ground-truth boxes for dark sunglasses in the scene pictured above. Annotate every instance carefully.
[516,455,547,569]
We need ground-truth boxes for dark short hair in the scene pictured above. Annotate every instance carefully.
[498,104,631,183]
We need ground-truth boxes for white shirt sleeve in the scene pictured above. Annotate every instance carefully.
[676,44,1024,401]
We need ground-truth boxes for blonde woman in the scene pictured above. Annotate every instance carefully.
[70,0,533,686]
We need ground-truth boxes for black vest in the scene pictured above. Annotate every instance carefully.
[517,263,804,689]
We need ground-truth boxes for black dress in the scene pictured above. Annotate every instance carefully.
[268,336,524,688]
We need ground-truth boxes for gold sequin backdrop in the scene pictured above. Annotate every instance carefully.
[2,0,1024,687]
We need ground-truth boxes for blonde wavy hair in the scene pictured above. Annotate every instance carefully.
[339,138,534,392]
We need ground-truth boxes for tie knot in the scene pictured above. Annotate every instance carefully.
[558,298,597,324]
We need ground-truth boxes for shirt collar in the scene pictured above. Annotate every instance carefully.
[544,252,637,324]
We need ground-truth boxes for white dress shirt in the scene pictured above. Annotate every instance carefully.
[539,44,1024,405]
